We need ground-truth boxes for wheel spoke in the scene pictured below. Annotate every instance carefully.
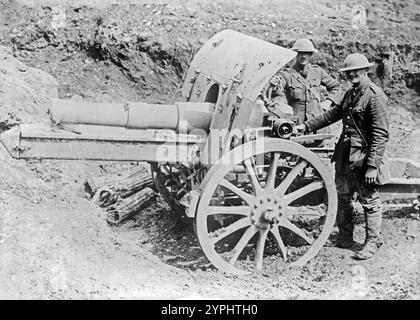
[283,205,325,218]
[206,206,250,217]
[255,229,268,270]
[219,179,254,205]
[243,158,264,196]
[270,227,287,261]
[283,181,324,205]
[275,159,307,196]
[162,164,171,174]
[229,225,257,265]
[265,152,280,192]
[279,219,313,244]
[210,217,251,245]
[195,138,337,275]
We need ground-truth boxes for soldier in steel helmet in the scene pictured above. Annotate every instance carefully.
[296,53,390,260]
[267,39,341,133]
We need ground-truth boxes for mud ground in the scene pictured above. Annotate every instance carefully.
[0,0,419,299]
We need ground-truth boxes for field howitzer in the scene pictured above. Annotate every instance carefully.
[1,29,420,275]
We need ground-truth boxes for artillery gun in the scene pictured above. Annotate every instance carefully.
[1,30,420,275]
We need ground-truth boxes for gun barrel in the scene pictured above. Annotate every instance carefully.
[50,99,214,133]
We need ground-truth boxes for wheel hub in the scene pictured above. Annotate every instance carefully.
[250,194,283,229]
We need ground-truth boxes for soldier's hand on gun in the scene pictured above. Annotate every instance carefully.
[320,100,332,111]
[294,124,307,136]
[365,166,378,184]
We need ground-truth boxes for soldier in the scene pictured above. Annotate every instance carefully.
[296,53,390,260]
[267,39,341,132]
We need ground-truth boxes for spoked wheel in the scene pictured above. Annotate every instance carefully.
[151,162,190,212]
[151,162,205,214]
[195,138,337,275]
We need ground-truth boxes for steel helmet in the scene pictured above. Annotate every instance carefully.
[291,39,318,53]
[339,53,374,72]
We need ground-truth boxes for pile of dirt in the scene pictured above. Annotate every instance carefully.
[0,45,57,132]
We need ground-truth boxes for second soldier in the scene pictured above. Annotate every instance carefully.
[268,39,341,133]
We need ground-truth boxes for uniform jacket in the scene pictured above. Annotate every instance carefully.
[271,63,341,125]
[305,77,390,184]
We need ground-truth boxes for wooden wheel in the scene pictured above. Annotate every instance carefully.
[151,162,205,214]
[151,162,190,212]
[195,138,337,275]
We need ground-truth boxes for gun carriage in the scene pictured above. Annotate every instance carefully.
[1,30,419,275]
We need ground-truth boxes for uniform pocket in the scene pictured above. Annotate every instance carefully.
[332,137,349,174]
[288,85,305,100]
[349,136,368,169]
[309,84,320,100]
[375,153,391,185]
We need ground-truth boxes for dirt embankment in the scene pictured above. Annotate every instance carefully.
[0,45,56,131]
[0,43,188,298]
[0,0,419,300]
[1,0,419,159]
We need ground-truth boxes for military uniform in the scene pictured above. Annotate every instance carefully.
[270,64,341,132]
[304,77,389,248]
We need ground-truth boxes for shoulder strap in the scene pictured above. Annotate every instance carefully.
[369,83,378,94]
[347,88,369,146]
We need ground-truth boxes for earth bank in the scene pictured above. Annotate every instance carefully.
[0,0,418,299]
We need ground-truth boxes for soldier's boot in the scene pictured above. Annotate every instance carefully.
[353,239,382,260]
[335,194,355,249]
[354,193,383,260]
[336,210,355,248]
[334,177,356,248]
[336,236,354,249]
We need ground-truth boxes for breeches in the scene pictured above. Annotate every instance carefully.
[335,169,382,240]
